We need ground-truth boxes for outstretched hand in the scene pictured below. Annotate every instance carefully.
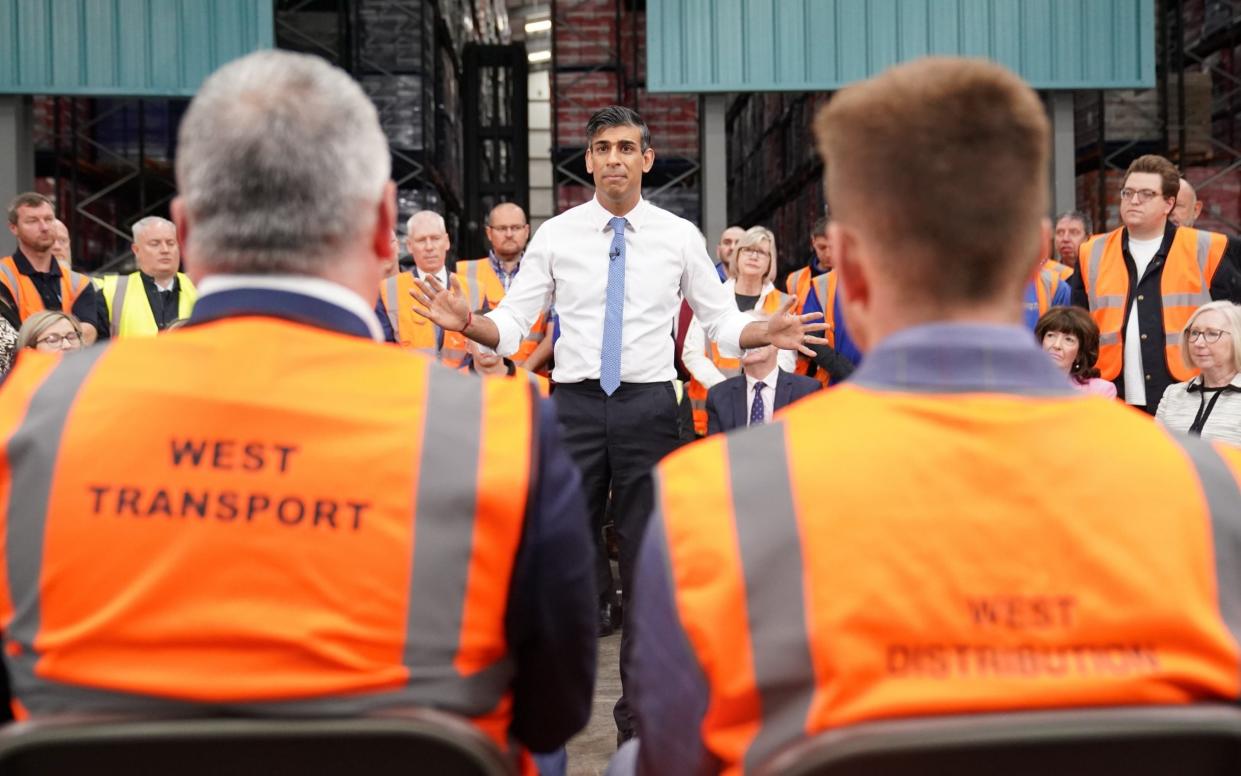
[409,274,471,332]
[767,297,829,357]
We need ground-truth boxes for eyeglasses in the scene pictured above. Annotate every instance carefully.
[1119,188,1162,204]
[1188,328,1229,343]
[35,331,82,348]
[739,247,771,259]
[487,225,527,234]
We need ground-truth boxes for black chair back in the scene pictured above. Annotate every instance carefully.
[0,709,519,776]
[757,704,1241,776]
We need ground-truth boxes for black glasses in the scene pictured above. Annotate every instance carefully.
[1187,328,1229,344]
[35,331,82,348]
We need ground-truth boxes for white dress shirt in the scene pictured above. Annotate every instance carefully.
[745,365,779,425]
[682,279,796,388]
[1121,234,1162,406]
[485,196,753,384]
[197,274,384,341]
[415,265,449,289]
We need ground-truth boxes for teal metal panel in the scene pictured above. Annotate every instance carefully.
[0,0,273,96]
[648,0,1154,92]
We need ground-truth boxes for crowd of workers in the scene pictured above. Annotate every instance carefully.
[0,47,1238,776]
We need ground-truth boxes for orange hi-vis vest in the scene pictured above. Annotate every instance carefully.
[456,258,547,366]
[798,271,841,388]
[459,363,551,398]
[1080,226,1227,382]
[0,255,91,321]
[786,268,817,382]
[686,289,788,436]
[378,270,469,367]
[1033,265,1067,318]
[1044,259,1075,281]
[0,319,539,772]
[655,384,1241,775]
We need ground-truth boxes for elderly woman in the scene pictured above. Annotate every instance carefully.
[1156,301,1241,445]
[16,310,85,354]
[683,225,795,435]
[1035,306,1117,398]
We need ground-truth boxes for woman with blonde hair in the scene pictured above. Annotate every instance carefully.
[16,310,85,354]
[1156,300,1241,446]
[683,225,794,435]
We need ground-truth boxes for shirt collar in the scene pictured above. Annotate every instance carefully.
[12,247,61,277]
[488,250,521,278]
[746,365,780,391]
[851,322,1077,395]
[588,195,646,233]
[1187,372,1241,392]
[193,275,383,341]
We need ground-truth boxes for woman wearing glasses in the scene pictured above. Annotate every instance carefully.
[1156,301,1241,445]
[16,310,85,354]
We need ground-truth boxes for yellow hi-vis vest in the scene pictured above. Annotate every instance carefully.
[100,272,197,337]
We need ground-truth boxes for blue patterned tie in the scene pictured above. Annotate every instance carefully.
[600,217,627,395]
[750,381,767,426]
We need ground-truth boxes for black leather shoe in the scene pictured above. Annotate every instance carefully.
[598,600,622,637]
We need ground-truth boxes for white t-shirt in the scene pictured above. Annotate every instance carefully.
[1122,234,1164,406]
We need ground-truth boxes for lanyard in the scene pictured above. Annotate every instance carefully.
[1189,386,1230,435]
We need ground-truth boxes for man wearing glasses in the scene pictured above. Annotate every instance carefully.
[455,202,553,372]
[1070,154,1241,413]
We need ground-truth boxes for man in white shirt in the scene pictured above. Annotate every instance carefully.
[1070,154,1241,413]
[412,105,825,741]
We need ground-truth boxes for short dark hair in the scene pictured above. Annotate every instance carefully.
[1055,210,1092,235]
[7,192,53,225]
[811,216,830,238]
[586,105,650,151]
[1123,155,1180,199]
[1035,305,1102,383]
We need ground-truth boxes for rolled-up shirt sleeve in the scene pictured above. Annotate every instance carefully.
[485,226,555,356]
[681,232,750,359]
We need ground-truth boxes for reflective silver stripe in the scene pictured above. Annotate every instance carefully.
[1164,292,1209,310]
[1038,271,1054,312]
[1100,332,1121,345]
[1197,229,1213,278]
[727,424,816,772]
[383,275,400,335]
[5,347,108,694]
[1094,294,1126,309]
[1167,331,1184,346]
[0,261,22,308]
[1085,236,1107,307]
[404,367,490,678]
[109,273,130,335]
[465,261,485,311]
[10,657,514,717]
[1170,433,1241,692]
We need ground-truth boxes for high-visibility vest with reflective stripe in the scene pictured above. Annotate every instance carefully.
[1032,266,1066,318]
[460,364,551,398]
[0,255,91,322]
[455,258,547,366]
[100,272,197,337]
[786,268,816,381]
[1080,226,1226,382]
[655,385,1241,775]
[0,320,537,771]
[378,271,468,367]
[687,289,787,436]
[800,271,841,388]
[1044,259,1075,281]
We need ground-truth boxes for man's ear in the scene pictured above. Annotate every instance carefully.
[371,181,397,263]
[830,222,871,352]
[171,197,196,281]
[642,147,655,173]
[1024,217,1052,286]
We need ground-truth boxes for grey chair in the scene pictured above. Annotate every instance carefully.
[0,708,519,775]
[757,704,1241,776]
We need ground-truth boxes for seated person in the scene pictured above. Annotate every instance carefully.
[16,310,85,353]
[1035,306,1116,398]
[705,340,819,434]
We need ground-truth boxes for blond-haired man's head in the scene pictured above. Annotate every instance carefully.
[813,57,1050,351]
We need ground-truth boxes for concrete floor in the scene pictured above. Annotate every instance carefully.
[565,633,622,776]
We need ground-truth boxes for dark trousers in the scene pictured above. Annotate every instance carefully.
[552,379,682,739]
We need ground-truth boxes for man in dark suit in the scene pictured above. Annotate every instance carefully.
[706,342,820,434]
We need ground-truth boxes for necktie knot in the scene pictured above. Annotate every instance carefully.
[754,381,766,393]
